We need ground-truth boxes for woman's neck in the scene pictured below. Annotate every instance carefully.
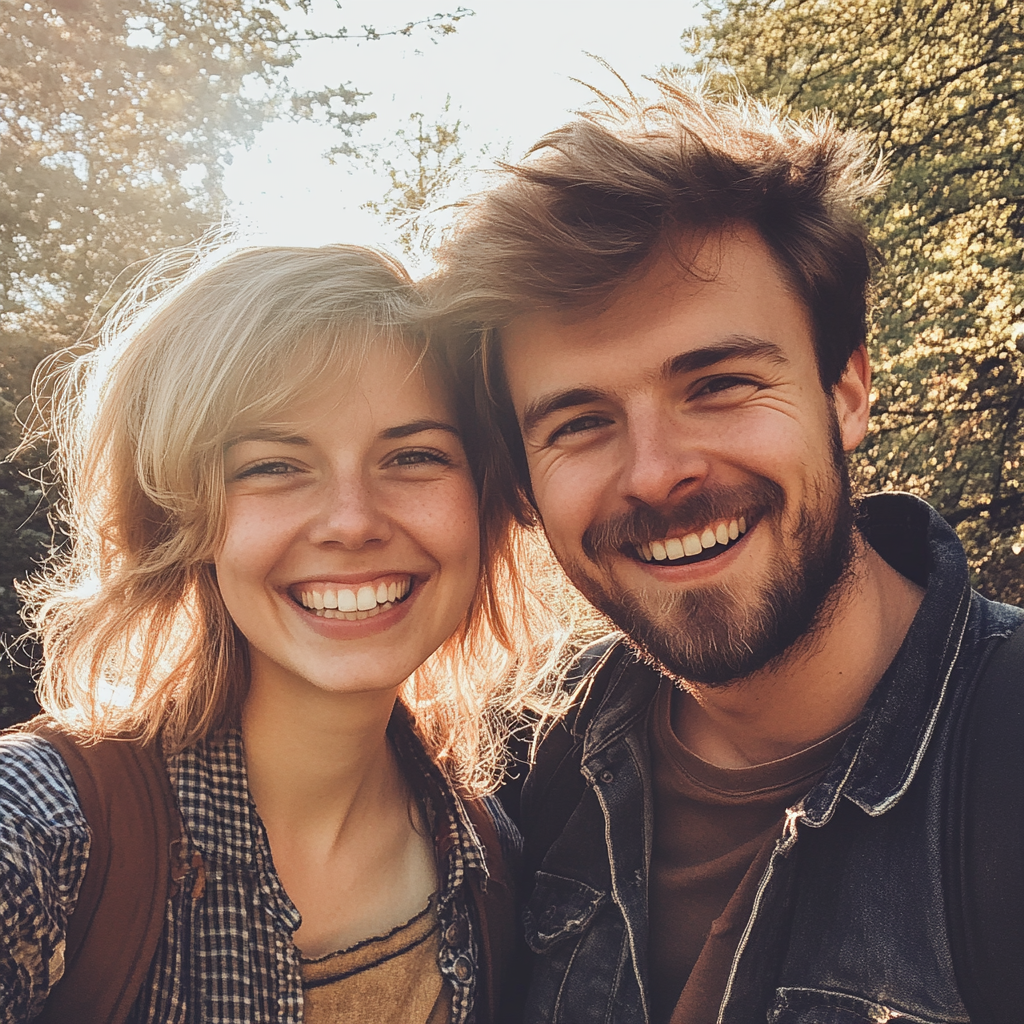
[241,667,437,955]
[241,667,402,852]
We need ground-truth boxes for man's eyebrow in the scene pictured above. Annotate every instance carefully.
[664,336,788,377]
[522,387,610,436]
[380,419,460,440]
[520,337,787,436]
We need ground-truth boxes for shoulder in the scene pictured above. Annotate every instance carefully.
[517,637,634,858]
[969,589,1024,645]
[530,634,629,777]
[0,730,89,849]
[0,730,91,1023]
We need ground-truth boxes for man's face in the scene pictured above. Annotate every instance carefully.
[500,225,871,685]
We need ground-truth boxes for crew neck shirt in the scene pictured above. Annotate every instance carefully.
[301,897,451,1024]
[647,680,852,1024]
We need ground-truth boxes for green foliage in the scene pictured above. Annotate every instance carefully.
[0,456,52,726]
[687,0,1024,600]
[1,0,372,357]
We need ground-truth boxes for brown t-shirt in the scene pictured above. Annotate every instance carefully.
[647,682,851,1024]
[301,898,451,1024]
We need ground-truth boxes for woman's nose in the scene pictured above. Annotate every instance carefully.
[306,475,392,549]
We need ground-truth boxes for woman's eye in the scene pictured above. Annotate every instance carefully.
[550,414,610,442]
[389,448,453,468]
[235,460,298,479]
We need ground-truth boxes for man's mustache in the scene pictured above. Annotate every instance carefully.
[580,479,787,563]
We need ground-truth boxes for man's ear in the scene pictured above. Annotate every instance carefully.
[833,345,871,452]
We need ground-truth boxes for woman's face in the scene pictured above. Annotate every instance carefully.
[216,345,480,699]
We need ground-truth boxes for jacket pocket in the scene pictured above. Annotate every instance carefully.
[769,987,957,1024]
[523,871,608,954]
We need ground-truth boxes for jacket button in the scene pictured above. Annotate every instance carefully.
[445,920,465,945]
[599,769,615,783]
[452,955,473,982]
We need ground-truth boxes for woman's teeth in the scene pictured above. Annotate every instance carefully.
[635,517,747,564]
[297,578,411,620]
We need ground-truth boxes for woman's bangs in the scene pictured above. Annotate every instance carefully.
[216,331,369,443]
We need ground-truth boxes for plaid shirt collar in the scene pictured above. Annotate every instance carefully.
[166,706,489,1023]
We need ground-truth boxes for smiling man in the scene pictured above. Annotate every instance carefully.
[435,80,1024,1023]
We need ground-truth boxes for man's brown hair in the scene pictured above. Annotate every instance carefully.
[432,75,886,512]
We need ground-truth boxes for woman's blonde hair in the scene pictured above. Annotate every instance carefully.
[20,243,585,792]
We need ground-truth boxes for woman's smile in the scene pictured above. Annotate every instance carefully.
[294,574,413,619]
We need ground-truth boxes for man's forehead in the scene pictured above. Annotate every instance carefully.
[504,236,803,364]
[499,225,793,354]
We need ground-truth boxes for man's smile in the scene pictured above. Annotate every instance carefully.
[631,516,749,567]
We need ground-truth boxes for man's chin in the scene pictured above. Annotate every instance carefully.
[563,564,773,685]
[565,537,855,689]
[609,594,794,688]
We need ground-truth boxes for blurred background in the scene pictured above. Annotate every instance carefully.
[1,0,1021,724]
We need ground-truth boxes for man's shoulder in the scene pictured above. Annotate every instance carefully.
[968,587,1024,646]
[525,635,658,799]
[542,632,644,747]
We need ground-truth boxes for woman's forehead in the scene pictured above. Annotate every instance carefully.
[223,343,455,439]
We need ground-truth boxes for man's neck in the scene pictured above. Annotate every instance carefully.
[672,534,926,769]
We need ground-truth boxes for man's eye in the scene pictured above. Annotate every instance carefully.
[696,375,761,396]
[550,415,610,441]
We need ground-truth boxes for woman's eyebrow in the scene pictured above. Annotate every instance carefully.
[380,419,460,440]
[224,431,311,450]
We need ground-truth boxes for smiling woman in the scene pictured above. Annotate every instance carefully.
[0,245,540,1023]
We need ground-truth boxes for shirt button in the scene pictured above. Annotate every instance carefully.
[599,769,615,783]
[452,955,473,982]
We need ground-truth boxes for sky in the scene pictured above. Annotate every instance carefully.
[223,0,703,269]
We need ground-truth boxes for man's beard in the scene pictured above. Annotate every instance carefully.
[561,427,857,687]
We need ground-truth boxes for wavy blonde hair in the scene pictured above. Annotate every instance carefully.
[20,243,584,792]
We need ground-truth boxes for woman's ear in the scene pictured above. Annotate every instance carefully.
[833,345,871,452]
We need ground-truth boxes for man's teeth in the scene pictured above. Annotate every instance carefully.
[635,517,747,563]
[298,578,411,620]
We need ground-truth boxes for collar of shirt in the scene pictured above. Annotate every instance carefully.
[164,704,488,1023]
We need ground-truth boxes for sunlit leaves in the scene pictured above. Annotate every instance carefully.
[689,0,1024,599]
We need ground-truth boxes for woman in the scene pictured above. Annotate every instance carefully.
[0,245,536,1023]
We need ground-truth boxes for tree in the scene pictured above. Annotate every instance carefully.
[0,0,470,724]
[687,0,1024,600]
[362,96,471,259]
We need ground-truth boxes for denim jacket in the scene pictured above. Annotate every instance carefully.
[519,493,1023,1024]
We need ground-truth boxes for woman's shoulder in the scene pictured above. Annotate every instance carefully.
[0,729,92,1023]
[0,729,89,836]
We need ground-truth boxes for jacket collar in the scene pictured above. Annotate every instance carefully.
[803,493,971,823]
[578,492,972,820]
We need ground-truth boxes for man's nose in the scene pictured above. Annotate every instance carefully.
[307,473,392,549]
[618,406,709,508]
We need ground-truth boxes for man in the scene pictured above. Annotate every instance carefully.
[435,79,1024,1024]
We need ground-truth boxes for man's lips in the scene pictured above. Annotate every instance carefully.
[289,573,414,621]
[628,514,749,567]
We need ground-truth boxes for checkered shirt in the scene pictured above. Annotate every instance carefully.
[0,717,490,1023]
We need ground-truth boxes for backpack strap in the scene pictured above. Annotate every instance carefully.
[23,719,184,1024]
[948,622,1024,1023]
[463,795,519,1024]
